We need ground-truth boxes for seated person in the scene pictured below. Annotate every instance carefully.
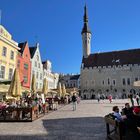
[125,107,140,132]
[123,107,140,139]
[10,100,17,108]
[0,101,8,109]
[113,106,126,121]
[122,103,133,116]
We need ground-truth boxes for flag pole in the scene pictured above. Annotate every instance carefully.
[0,10,2,25]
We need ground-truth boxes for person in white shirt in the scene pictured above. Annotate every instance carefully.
[136,94,140,106]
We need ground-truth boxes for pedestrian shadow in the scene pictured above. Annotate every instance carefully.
[42,116,106,140]
[0,116,138,140]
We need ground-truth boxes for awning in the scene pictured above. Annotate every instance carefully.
[133,81,140,87]
[48,89,58,94]
[0,84,9,93]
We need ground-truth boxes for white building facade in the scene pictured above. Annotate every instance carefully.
[43,60,59,89]
[80,6,140,99]
[59,74,80,88]
[29,43,43,90]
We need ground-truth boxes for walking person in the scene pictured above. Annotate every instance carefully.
[72,93,77,111]
[136,94,140,106]
[97,94,100,103]
[130,93,134,106]
[108,94,112,103]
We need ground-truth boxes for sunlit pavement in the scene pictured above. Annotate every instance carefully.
[0,99,132,140]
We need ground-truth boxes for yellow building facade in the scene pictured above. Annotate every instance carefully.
[0,25,19,81]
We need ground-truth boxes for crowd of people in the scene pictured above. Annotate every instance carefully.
[0,93,81,119]
[0,94,48,119]
[112,103,140,138]
[96,93,140,106]
[97,94,113,103]
[0,94,45,111]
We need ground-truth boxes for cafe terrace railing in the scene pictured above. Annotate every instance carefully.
[0,103,49,122]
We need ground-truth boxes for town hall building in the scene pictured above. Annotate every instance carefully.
[80,5,140,99]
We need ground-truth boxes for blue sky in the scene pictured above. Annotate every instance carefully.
[1,0,140,74]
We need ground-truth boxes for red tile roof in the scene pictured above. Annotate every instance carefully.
[82,48,140,68]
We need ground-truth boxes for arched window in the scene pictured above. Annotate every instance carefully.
[36,55,39,61]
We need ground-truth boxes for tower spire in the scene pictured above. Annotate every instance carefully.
[81,4,91,34]
[81,4,91,58]
[84,4,88,23]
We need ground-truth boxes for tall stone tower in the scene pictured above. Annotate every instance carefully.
[81,5,91,58]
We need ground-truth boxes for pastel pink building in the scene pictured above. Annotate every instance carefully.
[17,41,31,89]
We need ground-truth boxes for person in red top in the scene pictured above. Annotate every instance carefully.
[108,95,112,103]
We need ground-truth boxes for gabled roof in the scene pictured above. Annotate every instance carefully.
[18,41,27,54]
[70,75,80,80]
[29,47,37,58]
[82,48,140,68]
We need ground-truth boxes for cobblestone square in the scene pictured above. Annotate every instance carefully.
[0,99,131,140]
